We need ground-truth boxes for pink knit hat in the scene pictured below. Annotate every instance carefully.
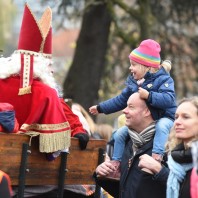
[129,39,161,68]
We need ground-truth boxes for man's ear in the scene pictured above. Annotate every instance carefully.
[144,107,151,117]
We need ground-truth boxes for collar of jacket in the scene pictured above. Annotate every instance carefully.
[171,143,192,164]
[144,67,167,79]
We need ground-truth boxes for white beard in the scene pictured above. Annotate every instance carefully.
[0,53,57,91]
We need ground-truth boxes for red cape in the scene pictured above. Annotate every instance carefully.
[0,76,71,152]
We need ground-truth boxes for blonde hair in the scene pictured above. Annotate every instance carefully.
[72,103,113,141]
[94,124,113,142]
[140,60,172,75]
[72,103,96,133]
[165,96,198,152]
[118,114,126,128]
[161,60,172,73]
[149,67,160,73]
[165,128,182,153]
[138,63,159,77]
[138,64,150,77]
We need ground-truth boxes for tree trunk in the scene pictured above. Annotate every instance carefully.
[63,1,112,111]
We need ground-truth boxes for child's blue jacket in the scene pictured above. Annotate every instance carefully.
[98,67,177,120]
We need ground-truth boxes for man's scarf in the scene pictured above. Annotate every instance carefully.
[128,122,155,149]
[167,154,193,198]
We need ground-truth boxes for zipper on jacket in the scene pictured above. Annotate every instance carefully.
[128,156,134,169]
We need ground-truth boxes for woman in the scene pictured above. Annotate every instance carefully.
[138,96,198,198]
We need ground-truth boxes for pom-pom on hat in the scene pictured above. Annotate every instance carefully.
[15,3,52,95]
[161,60,172,72]
[129,39,161,68]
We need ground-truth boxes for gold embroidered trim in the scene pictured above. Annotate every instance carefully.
[40,130,71,153]
[24,130,71,153]
[18,86,31,95]
[22,54,30,87]
[19,122,71,152]
[38,7,52,52]
[39,7,52,39]
[14,50,52,58]
[21,121,70,131]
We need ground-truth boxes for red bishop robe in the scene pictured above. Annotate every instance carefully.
[60,98,87,137]
[0,76,71,153]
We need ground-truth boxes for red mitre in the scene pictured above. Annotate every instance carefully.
[15,3,52,95]
[17,3,52,55]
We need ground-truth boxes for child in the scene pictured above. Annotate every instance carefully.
[89,39,177,180]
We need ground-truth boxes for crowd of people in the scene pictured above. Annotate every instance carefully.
[90,39,177,180]
[0,2,198,198]
[92,39,198,198]
[95,93,198,198]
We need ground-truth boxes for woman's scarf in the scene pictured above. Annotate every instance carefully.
[167,154,193,198]
[128,122,155,149]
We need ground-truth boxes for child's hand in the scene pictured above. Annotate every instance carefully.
[138,87,149,99]
[152,153,163,162]
[89,105,99,115]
